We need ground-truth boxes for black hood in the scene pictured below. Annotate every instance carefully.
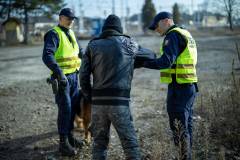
[102,14,123,33]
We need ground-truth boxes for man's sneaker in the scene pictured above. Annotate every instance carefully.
[59,135,77,157]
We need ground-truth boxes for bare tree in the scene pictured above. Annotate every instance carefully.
[213,0,239,31]
[0,0,65,44]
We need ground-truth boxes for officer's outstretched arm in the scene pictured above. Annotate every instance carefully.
[134,46,157,69]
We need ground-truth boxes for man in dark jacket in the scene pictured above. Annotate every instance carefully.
[80,15,156,160]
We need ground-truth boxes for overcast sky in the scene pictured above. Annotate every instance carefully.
[66,0,205,18]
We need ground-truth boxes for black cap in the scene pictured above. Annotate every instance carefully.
[59,8,77,19]
[149,12,172,30]
[102,14,123,33]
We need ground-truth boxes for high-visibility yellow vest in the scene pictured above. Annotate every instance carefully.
[52,26,80,75]
[160,27,198,84]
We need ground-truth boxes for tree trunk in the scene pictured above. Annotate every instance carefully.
[23,5,29,44]
[7,0,11,19]
[228,12,233,31]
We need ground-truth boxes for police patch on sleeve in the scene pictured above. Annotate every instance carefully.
[164,39,169,46]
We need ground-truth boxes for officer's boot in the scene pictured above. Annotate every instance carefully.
[68,133,84,148]
[59,135,77,156]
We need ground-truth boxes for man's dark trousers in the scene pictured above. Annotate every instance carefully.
[90,105,141,160]
[55,72,80,135]
[167,82,197,160]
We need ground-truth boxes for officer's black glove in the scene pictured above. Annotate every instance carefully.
[134,60,144,68]
[57,72,68,91]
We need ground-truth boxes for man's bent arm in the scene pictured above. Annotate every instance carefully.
[80,45,92,101]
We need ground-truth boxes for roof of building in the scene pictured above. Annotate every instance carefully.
[2,17,21,25]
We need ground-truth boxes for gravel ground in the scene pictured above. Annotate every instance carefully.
[0,33,239,160]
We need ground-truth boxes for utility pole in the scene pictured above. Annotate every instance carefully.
[191,0,195,25]
[104,10,107,17]
[112,0,115,14]
[96,0,101,18]
[121,0,126,32]
[71,0,75,14]
[196,4,200,26]
[126,0,130,32]
[7,0,11,19]
[191,0,194,15]
[79,0,85,34]
[137,1,142,32]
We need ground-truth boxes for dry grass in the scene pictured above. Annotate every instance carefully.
[194,44,240,159]
[141,77,240,160]
[138,46,240,159]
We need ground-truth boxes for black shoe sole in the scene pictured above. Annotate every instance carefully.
[60,152,77,157]
[59,149,77,157]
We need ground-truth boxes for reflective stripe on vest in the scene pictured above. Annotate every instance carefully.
[52,26,80,75]
[159,27,198,84]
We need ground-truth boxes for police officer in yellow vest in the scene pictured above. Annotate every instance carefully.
[42,8,83,156]
[144,12,198,160]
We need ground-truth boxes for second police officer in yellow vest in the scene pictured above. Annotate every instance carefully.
[144,12,198,160]
[42,8,84,156]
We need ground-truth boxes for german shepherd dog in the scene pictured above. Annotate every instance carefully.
[75,94,91,143]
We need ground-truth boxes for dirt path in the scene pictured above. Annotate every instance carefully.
[0,34,239,160]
